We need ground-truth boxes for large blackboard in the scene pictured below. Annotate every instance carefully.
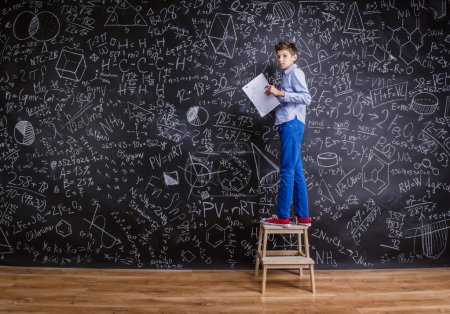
[0,0,449,269]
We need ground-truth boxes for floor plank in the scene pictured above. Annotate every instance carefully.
[0,266,449,313]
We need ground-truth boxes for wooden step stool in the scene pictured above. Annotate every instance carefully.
[255,223,316,294]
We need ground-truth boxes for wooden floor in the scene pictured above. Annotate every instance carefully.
[0,266,449,313]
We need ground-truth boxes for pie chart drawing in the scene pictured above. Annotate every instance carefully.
[14,121,35,145]
[186,106,209,126]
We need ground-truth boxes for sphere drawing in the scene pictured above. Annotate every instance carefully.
[14,121,35,145]
[186,106,209,126]
[273,1,295,20]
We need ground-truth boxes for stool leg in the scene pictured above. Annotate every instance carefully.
[299,266,303,278]
[262,227,268,294]
[262,265,267,295]
[298,231,304,256]
[310,265,316,294]
[304,229,310,258]
[255,225,263,277]
[262,229,268,259]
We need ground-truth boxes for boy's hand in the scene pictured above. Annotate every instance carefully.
[265,85,285,97]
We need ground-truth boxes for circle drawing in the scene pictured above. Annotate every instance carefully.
[184,162,211,188]
[13,11,60,41]
[13,11,35,40]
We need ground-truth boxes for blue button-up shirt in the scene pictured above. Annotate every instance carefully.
[275,64,311,125]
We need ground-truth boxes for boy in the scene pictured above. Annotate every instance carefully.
[261,41,312,227]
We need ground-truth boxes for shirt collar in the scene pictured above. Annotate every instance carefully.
[282,63,298,76]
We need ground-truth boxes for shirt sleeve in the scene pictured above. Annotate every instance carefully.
[278,69,311,106]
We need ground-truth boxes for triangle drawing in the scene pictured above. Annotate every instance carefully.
[105,0,147,26]
[127,101,152,121]
[296,37,313,57]
[318,178,335,204]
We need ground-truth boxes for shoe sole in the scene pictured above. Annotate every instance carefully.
[260,221,290,228]
[294,219,311,227]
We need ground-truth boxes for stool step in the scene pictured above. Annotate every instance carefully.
[257,251,306,261]
[263,256,314,265]
[265,250,305,256]
[261,225,308,234]
[261,224,309,231]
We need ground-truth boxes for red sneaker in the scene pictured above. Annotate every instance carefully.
[260,215,290,228]
[296,216,311,227]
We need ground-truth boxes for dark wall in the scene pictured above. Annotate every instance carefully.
[0,0,449,269]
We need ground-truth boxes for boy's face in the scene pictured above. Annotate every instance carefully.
[276,49,297,71]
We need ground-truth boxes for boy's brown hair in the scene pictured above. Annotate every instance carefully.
[275,41,298,56]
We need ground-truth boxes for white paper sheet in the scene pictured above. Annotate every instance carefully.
[242,73,280,117]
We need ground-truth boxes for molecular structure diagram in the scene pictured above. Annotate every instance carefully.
[386,19,424,65]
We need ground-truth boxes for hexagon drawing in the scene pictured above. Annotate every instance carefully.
[392,27,409,45]
[218,156,251,192]
[55,48,87,82]
[208,13,237,59]
[386,38,401,61]
[400,41,416,65]
[56,220,72,238]
[362,154,390,196]
[206,224,225,248]
[410,28,424,49]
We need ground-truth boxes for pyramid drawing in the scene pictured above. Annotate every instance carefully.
[164,171,179,186]
[344,2,364,34]
[105,0,147,27]
[208,13,237,59]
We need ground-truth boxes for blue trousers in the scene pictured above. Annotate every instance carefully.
[276,119,309,219]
